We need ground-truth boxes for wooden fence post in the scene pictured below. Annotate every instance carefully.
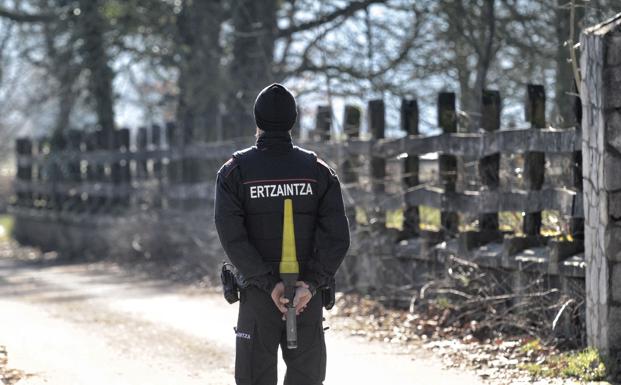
[32,138,44,209]
[181,143,202,211]
[178,115,205,210]
[341,105,361,182]
[84,131,101,212]
[315,105,332,141]
[97,129,111,212]
[66,129,83,212]
[341,105,361,230]
[15,138,33,208]
[401,98,420,238]
[49,131,66,211]
[84,132,95,211]
[479,90,501,232]
[369,99,386,230]
[120,128,131,208]
[369,99,385,193]
[165,122,180,209]
[343,105,361,139]
[112,128,131,209]
[41,136,53,210]
[111,128,121,208]
[151,124,162,178]
[570,92,584,241]
[151,124,163,208]
[438,92,459,235]
[523,84,546,236]
[136,126,148,180]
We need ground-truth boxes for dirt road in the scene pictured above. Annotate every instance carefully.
[0,247,488,385]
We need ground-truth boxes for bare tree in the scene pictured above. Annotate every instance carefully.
[175,0,225,142]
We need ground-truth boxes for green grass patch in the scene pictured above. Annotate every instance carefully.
[0,214,14,240]
[520,338,544,355]
[499,211,522,234]
[355,206,568,238]
[385,209,403,230]
[419,206,440,231]
[521,347,609,382]
[435,296,452,310]
[355,206,369,225]
[355,206,441,231]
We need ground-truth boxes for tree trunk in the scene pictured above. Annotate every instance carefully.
[225,0,278,139]
[176,0,224,143]
[554,0,583,127]
[470,0,496,131]
[42,16,77,135]
[78,0,115,147]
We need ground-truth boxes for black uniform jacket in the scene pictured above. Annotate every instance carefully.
[214,131,350,294]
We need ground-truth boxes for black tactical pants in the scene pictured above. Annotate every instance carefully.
[234,285,326,385]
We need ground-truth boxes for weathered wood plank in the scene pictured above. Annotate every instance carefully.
[14,176,582,217]
[13,180,215,201]
[16,127,581,167]
[479,90,501,231]
[402,98,420,237]
[405,186,583,217]
[438,92,459,234]
[523,84,546,235]
[374,127,581,158]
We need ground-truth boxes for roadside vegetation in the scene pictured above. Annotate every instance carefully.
[520,346,609,382]
[330,294,615,383]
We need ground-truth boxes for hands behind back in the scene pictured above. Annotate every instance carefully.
[270,281,313,316]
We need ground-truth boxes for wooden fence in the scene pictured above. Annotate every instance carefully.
[10,84,586,304]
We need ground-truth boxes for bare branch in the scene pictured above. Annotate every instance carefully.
[277,0,387,38]
[0,7,54,23]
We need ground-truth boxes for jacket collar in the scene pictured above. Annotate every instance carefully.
[256,131,294,152]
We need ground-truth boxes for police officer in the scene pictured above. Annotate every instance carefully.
[214,83,350,385]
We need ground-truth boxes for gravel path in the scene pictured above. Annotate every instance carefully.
[0,252,487,385]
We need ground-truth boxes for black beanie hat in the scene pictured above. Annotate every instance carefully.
[253,83,297,132]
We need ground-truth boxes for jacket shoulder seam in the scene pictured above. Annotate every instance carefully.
[223,162,239,178]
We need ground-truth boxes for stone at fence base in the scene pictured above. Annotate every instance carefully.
[420,229,445,244]
[604,66,621,109]
[548,239,585,275]
[609,306,621,350]
[433,238,459,265]
[395,238,423,259]
[514,247,549,273]
[612,263,621,302]
[608,191,621,219]
[395,231,445,262]
[560,254,586,277]
[502,235,549,257]
[471,241,503,268]
[457,230,504,253]
[607,110,621,150]
[604,153,621,191]
[604,224,621,262]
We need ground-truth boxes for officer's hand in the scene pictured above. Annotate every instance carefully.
[293,281,312,316]
[271,282,287,314]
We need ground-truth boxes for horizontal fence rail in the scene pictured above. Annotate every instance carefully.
[15,127,580,167]
[12,180,214,201]
[406,186,583,217]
